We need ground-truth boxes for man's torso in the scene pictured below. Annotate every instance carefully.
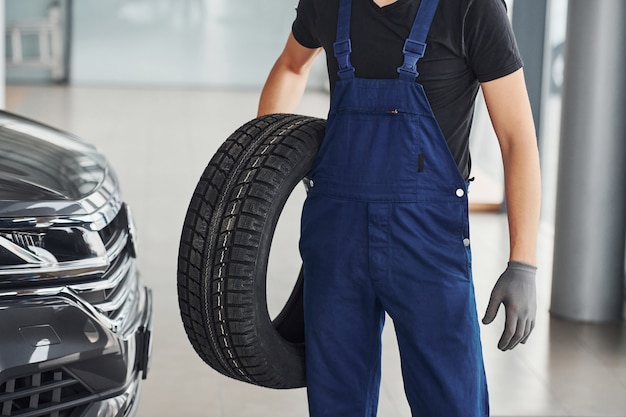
[292,0,523,179]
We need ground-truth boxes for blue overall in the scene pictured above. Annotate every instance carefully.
[299,0,489,415]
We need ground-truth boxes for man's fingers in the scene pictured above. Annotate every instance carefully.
[482,296,501,325]
[498,311,519,350]
[501,317,534,350]
[520,319,535,344]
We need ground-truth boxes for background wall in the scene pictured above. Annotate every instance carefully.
[0,0,5,107]
[70,0,328,88]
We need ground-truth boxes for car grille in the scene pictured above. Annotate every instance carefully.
[69,206,137,321]
[71,252,137,321]
[0,368,91,417]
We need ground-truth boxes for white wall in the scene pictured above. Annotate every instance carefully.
[1,0,6,109]
[70,0,299,88]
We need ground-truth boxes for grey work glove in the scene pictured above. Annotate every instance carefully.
[482,261,537,351]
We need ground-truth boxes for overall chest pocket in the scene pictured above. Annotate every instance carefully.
[313,109,421,185]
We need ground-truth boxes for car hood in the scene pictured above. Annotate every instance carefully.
[0,112,108,203]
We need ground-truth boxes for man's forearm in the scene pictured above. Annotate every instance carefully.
[258,60,310,116]
[502,138,541,265]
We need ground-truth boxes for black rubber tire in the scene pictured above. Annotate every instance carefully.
[177,114,325,389]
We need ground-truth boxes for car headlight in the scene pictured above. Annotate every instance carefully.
[0,226,108,286]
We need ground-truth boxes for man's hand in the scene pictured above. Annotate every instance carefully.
[482,261,537,351]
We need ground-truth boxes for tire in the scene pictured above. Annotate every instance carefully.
[177,114,325,389]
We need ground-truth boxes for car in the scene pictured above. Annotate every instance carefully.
[0,110,152,417]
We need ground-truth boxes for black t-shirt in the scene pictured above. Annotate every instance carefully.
[292,0,523,179]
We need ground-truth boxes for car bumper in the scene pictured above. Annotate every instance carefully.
[0,285,152,417]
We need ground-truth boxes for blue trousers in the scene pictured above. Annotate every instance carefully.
[300,191,488,416]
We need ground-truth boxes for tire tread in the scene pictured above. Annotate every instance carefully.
[177,114,324,388]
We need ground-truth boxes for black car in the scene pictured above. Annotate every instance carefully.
[0,111,152,417]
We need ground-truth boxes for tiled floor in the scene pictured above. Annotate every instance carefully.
[7,85,626,416]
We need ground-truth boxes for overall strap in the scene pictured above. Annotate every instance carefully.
[333,0,355,80]
[397,0,440,82]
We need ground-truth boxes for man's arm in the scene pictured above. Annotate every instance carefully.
[480,68,541,351]
[482,68,541,265]
[257,33,322,116]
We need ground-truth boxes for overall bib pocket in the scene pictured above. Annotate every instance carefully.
[313,109,420,187]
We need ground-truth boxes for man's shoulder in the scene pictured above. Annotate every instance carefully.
[298,0,339,11]
[436,0,508,18]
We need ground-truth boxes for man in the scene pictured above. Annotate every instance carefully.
[257,0,541,415]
